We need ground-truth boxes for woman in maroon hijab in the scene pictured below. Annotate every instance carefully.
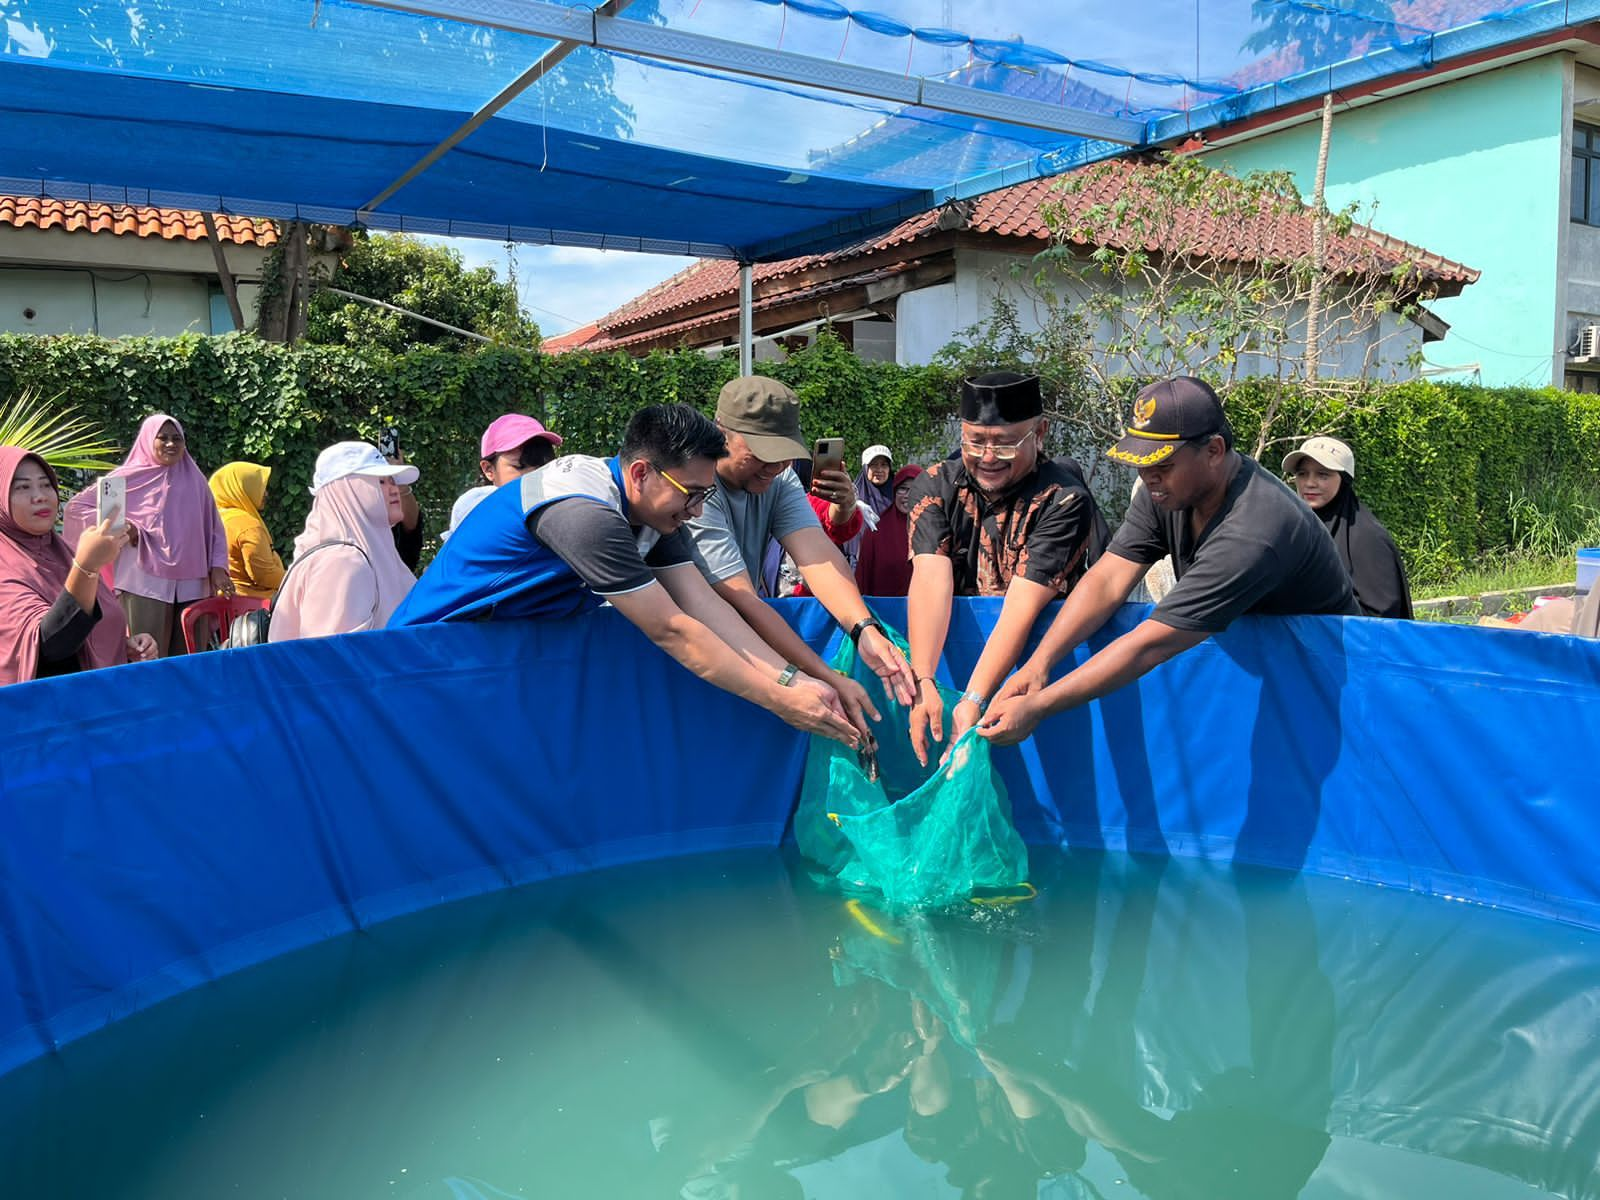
[854,464,924,597]
[0,447,156,686]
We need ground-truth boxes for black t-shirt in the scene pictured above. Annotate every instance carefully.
[527,499,694,596]
[1109,455,1357,633]
[906,456,1106,597]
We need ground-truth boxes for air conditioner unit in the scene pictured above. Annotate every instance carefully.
[1574,324,1600,362]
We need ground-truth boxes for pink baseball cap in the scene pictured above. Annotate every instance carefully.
[480,413,563,459]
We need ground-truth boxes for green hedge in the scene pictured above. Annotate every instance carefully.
[1226,379,1600,584]
[0,331,954,553]
[3,332,1596,584]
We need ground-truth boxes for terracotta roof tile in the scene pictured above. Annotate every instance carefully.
[0,197,278,246]
[541,322,602,353]
[575,160,1477,352]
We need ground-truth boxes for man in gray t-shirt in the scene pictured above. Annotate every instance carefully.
[689,464,819,588]
[685,376,916,739]
[977,377,1358,747]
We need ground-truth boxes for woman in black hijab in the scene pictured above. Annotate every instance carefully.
[1283,437,1413,619]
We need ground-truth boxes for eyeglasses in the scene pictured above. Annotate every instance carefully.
[960,428,1037,461]
[655,465,717,511]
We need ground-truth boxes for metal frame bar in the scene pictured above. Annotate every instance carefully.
[351,0,1144,144]
[738,264,753,374]
[361,0,636,216]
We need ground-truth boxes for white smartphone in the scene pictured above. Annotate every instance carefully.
[95,475,126,531]
[812,437,845,477]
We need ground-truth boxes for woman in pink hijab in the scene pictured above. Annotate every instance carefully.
[65,413,231,657]
[1,447,157,686]
[268,441,419,643]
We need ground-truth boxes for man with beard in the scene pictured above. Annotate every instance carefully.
[903,372,1107,765]
[978,376,1357,747]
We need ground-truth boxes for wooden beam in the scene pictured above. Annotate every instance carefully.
[201,213,246,332]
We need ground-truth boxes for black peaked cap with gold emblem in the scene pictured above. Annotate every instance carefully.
[1107,377,1230,467]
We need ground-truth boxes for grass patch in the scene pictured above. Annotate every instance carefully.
[1412,553,1573,601]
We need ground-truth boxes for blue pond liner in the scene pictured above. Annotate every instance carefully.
[0,597,1597,1078]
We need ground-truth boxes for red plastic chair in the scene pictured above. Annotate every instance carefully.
[181,595,268,654]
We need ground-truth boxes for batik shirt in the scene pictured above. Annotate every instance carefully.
[905,456,1102,597]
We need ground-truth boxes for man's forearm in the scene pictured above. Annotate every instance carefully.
[1036,619,1205,716]
[963,580,1056,701]
[796,547,871,630]
[907,557,954,679]
[722,581,834,678]
[1027,560,1141,672]
[659,569,785,672]
[647,610,789,707]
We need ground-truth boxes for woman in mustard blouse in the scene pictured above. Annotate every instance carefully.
[208,462,285,599]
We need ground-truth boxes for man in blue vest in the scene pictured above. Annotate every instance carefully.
[390,404,862,746]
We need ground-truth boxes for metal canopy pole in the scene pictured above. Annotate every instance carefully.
[353,0,1145,144]
[739,264,753,376]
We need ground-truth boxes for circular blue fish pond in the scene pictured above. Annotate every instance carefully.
[0,847,1593,1198]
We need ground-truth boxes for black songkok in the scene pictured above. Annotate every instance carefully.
[959,372,1043,426]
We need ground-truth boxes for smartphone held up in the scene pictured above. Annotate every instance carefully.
[95,475,126,531]
[811,437,845,478]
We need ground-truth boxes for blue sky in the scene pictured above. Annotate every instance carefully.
[430,237,695,337]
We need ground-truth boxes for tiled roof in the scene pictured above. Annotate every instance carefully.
[0,197,278,246]
[541,321,601,353]
[567,262,921,355]
[560,160,1477,354]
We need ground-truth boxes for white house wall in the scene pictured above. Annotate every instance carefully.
[893,247,1425,380]
[0,267,229,337]
[0,225,275,336]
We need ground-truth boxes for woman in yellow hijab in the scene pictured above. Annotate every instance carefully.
[208,462,285,599]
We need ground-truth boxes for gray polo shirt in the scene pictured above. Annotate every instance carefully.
[1109,454,1358,633]
[685,467,821,583]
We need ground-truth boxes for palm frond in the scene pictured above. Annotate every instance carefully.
[0,388,121,474]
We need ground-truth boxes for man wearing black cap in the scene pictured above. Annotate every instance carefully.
[684,376,917,740]
[977,376,1357,747]
[902,371,1108,766]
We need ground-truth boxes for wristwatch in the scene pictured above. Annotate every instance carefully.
[848,615,884,645]
[777,663,800,687]
[959,690,987,711]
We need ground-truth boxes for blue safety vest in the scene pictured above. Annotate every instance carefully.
[388,456,649,626]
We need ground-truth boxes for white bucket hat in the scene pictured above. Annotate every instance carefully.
[1281,436,1355,479]
[311,441,420,493]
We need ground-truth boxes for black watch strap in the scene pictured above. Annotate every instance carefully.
[849,616,883,645]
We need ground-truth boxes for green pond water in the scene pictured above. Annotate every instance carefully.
[0,847,1596,1199]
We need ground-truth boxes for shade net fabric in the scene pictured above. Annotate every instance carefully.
[794,619,1028,909]
[3,0,1597,259]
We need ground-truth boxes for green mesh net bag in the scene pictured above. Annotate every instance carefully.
[794,620,1029,910]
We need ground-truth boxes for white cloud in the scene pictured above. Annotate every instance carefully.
[425,237,695,335]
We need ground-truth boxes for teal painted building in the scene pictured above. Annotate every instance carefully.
[1203,53,1587,389]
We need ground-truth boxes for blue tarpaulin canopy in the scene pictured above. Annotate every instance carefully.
[1,0,1596,259]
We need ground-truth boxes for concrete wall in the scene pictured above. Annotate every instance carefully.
[1205,55,1569,388]
[894,248,1425,380]
[0,267,224,337]
[0,225,274,336]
